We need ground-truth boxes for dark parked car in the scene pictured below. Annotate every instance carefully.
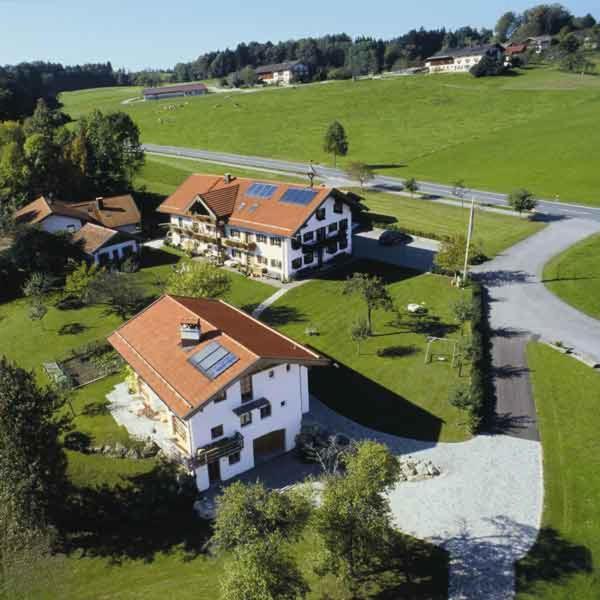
[378,230,413,246]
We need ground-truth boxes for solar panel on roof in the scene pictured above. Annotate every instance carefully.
[279,188,318,206]
[189,342,239,380]
[246,183,278,199]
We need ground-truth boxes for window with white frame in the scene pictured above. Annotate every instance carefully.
[230,229,240,238]
[270,237,282,247]
[270,259,282,269]
[256,233,267,244]
[240,412,252,427]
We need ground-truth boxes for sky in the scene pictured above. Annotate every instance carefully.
[0,0,597,70]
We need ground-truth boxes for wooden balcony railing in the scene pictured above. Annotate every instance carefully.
[194,432,244,467]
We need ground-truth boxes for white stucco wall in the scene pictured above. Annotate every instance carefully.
[94,239,139,264]
[41,215,84,233]
[188,363,309,491]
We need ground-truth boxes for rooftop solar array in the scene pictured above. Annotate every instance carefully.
[245,183,278,199]
[279,188,318,206]
[189,341,239,380]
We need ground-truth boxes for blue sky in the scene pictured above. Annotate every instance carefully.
[1,0,597,70]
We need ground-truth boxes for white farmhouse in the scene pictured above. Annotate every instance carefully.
[108,295,327,491]
[158,174,357,281]
[425,44,505,73]
[255,61,309,85]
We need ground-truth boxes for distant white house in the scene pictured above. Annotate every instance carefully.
[158,174,357,281]
[425,44,505,73]
[142,82,208,100]
[255,61,309,85]
[108,295,328,491]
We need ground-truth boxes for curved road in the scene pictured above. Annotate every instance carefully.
[143,143,600,222]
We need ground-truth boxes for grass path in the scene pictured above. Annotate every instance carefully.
[542,233,600,320]
[516,343,600,599]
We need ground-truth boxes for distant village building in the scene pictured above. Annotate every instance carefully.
[504,42,529,57]
[142,82,208,101]
[425,44,505,73]
[108,295,328,491]
[255,61,309,85]
[158,174,357,281]
[526,35,553,53]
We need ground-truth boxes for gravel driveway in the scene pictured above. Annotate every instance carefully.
[306,398,542,600]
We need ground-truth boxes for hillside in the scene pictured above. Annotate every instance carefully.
[61,64,600,205]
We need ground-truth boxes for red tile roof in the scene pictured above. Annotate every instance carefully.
[72,222,135,255]
[14,196,87,226]
[108,295,326,419]
[157,174,339,237]
[72,195,141,228]
[14,194,140,229]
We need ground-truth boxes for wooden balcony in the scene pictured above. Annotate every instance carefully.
[194,432,244,467]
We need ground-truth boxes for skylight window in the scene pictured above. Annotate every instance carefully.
[189,342,239,380]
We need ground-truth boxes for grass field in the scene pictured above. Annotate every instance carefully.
[62,65,600,204]
[262,260,472,443]
[542,232,600,320]
[361,189,546,258]
[516,343,600,599]
[0,247,273,378]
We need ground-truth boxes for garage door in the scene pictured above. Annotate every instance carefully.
[253,429,285,460]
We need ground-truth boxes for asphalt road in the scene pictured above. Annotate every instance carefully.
[143,144,600,222]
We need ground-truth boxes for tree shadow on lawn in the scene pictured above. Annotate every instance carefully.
[516,526,593,594]
[311,353,444,443]
[140,246,181,269]
[58,462,211,564]
[260,305,307,327]
[356,532,448,600]
[319,258,421,286]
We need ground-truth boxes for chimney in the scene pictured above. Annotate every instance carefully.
[180,319,201,345]
[223,173,235,184]
[95,197,104,210]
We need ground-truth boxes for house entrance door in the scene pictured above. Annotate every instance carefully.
[207,460,221,484]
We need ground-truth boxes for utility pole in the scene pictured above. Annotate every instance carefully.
[462,196,476,285]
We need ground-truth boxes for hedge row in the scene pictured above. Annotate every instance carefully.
[468,281,493,432]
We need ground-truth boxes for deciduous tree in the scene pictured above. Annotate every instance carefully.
[63,261,102,304]
[323,121,348,168]
[165,260,231,299]
[404,177,419,198]
[346,161,373,189]
[344,272,393,334]
[312,441,401,594]
[212,481,312,553]
[350,317,370,355]
[220,536,309,600]
[508,188,537,214]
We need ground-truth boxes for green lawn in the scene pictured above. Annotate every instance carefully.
[516,343,600,599]
[263,260,472,443]
[61,65,600,204]
[361,189,545,258]
[542,232,600,320]
[0,247,273,378]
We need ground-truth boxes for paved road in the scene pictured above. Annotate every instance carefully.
[473,218,600,366]
[143,144,600,222]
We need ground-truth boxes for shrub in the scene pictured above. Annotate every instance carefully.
[120,255,140,273]
[328,67,353,80]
